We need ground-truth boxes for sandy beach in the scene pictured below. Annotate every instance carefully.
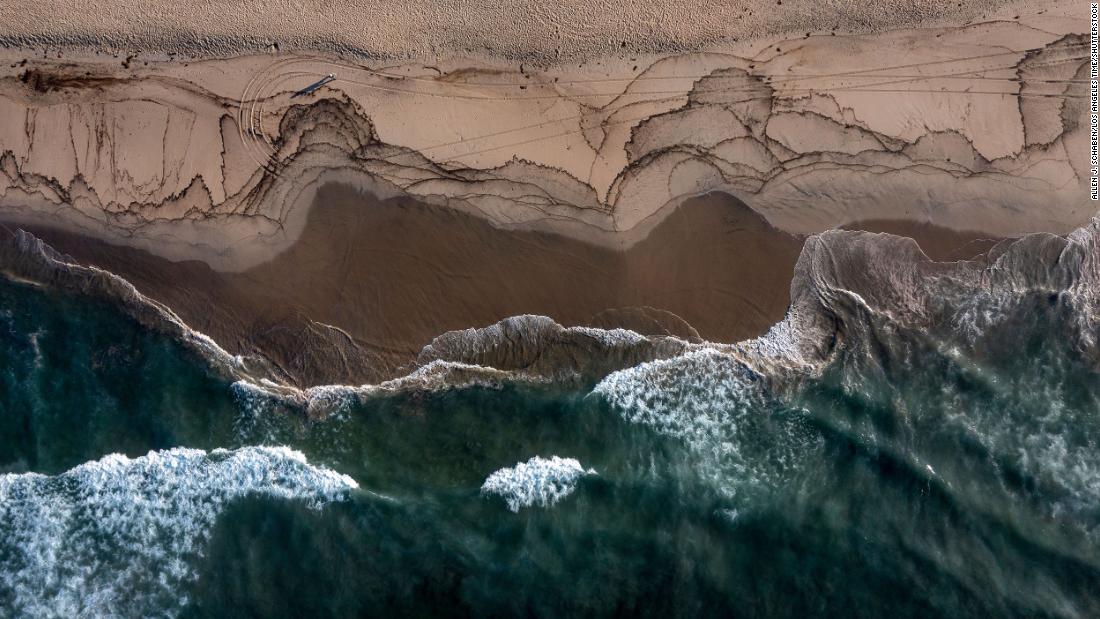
[0,0,1092,386]
[0,0,1068,59]
[4,4,1100,614]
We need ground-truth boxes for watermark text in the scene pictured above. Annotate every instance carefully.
[1091,3,1098,199]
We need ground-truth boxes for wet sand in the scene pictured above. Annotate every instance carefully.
[17,186,806,385]
[15,184,1010,386]
[843,220,1002,262]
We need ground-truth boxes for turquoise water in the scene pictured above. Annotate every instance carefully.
[1,277,1099,617]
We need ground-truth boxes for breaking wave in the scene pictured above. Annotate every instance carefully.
[481,456,596,512]
[593,348,823,503]
[1,213,1100,614]
[0,446,357,617]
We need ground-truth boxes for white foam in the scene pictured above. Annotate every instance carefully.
[376,359,527,391]
[572,326,649,347]
[0,446,357,617]
[741,315,806,365]
[26,329,44,369]
[947,288,1018,344]
[481,456,596,512]
[229,359,538,432]
[938,352,1100,535]
[593,348,822,501]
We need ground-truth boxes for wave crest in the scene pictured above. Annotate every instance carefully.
[594,349,823,502]
[481,456,596,512]
[0,446,357,617]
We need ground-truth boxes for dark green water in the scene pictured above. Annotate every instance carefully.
[1,277,1098,618]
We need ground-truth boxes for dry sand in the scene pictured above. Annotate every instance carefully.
[0,1,1092,385]
[0,0,1068,59]
[0,8,1090,270]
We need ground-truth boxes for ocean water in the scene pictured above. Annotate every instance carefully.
[1,275,1099,618]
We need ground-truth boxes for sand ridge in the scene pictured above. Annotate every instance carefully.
[0,12,1092,272]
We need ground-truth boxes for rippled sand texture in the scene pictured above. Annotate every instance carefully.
[0,0,1069,58]
[0,9,1091,264]
[0,3,1092,389]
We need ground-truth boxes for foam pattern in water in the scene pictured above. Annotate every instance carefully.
[481,456,596,512]
[932,340,1100,535]
[0,446,357,618]
[593,349,822,502]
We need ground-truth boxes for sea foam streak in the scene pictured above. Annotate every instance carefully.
[481,456,596,512]
[0,446,357,618]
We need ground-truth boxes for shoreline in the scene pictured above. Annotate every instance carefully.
[7,187,804,384]
[1,204,1095,417]
[4,2,1100,613]
[0,5,1093,392]
[2,183,1006,387]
